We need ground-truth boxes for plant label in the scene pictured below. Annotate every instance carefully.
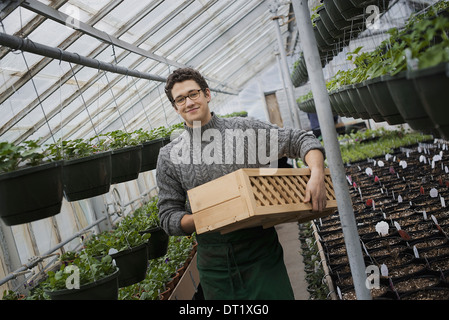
[430,188,438,198]
[399,160,407,169]
[377,160,384,167]
[413,246,419,258]
[375,221,389,236]
[365,167,373,176]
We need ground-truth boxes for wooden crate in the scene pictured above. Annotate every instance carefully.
[188,168,337,234]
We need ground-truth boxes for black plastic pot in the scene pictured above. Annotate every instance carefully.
[313,24,334,52]
[347,83,370,119]
[0,161,63,226]
[110,242,148,287]
[318,6,344,39]
[355,81,384,122]
[409,62,449,140]
[110,145,142,184]
[141,226,169,260]
[62,151,112,202]
[366,76,405,125]
[386,71,439,136]
[140,138,166,173]
[339,85,360,118]
[324,0,352,30]
[45,268,120,300]
[334,0,364,21]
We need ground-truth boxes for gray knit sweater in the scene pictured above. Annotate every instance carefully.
[156,113,324,236]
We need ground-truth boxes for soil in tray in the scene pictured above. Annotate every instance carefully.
[393,276,440,294]
[340,285,389,300]
[401,288,449,300]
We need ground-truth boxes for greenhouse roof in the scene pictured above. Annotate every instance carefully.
[0,0,293,145]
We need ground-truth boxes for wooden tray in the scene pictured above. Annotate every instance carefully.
[188,168,337,234]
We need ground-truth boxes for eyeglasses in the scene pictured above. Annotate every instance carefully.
[173,89,202,106]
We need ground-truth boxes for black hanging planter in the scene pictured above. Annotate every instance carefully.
[110,145,142,184]
[140,138,166,173]
[409,62,449,140]
[355,81,384,122]
[347,83,370,119]
[324,0,352,31]
[386,71,440,136]
[366,76,405,125]
[62,151,112,202]
[45,268,120,300]
[110,242,149,287]
[0,161,63,226]
[140,226,169,260]
[318,5,344,39]
[334,0,365,21]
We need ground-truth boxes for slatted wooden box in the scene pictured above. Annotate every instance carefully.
[188,168,337,234]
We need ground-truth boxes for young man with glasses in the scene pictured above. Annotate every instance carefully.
[156,67,326,300]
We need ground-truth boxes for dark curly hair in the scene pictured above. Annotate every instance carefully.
[165,68,209,106]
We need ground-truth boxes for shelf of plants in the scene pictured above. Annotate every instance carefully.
[299,128,449,300]
[297,1,449,140]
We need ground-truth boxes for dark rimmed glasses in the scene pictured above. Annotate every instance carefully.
[173,89,202,106]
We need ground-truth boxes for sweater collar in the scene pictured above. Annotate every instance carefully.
[183,112,221,135]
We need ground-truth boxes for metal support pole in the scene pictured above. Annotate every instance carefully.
[269,2,302,129]
[290,0,372,300]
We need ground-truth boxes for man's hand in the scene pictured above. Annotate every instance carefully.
[181,213,196,234]
[303,149,327,212]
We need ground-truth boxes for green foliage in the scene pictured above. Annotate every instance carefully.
[0,139,48,173]
[338,128,432,164]
[40,252,117,292]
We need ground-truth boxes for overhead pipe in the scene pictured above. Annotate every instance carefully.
[0,32,238,96]
[290,0,372,300]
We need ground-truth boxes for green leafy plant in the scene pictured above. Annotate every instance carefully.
[0,139,48,173]
[40,251,117,291]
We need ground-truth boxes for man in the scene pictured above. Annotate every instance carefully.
[156,68,326,299]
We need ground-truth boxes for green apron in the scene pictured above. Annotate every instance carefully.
[196,226,295,300]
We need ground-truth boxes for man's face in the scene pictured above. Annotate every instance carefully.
[171,79,212,127]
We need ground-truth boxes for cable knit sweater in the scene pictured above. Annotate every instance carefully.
[156,113,324,236]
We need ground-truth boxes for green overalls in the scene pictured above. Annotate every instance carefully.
[196,226,295,300]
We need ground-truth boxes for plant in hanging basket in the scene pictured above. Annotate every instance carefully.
[99,130,142,184]
[119,197,169,260]
[83,228,151,288]
[0,140,63,226]
[46,137,112,202]
[41,251,119,300]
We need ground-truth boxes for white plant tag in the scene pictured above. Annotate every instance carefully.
[441,196,446,208]
[413,246,419,258]
[430,188,438,198]
[394,221,401,231]
[378,160,384,167]
[399,160,407,169]
[397,195,403,203]
[380,264,388,277]
[423,210,427,220]
[365,167,373,176]
[375,221,389,236]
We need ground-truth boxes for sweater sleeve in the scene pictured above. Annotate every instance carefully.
[155,146,192,237]
[242,118,325,165]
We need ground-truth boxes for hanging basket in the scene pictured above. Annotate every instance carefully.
[334,0,365,21]
[62,151,112,202]
[110,145,142,184]
[347,84,370,119]
[355,81,384,122]
[110,242,149,287]
[366,76,405,125]
[140,226,169,260]
[409,62,449,140]
[318,6,345,39]
[140,138,166,173]
[44,268,120,300]
[386,71,439,136]
[0,161,63,226]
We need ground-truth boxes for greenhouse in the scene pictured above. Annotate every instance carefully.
[1,0,449,306]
